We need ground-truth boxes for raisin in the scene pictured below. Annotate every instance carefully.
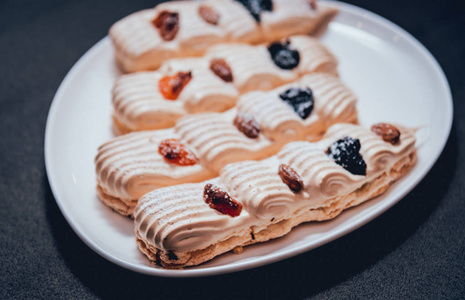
[278,164,304,192]
[371,123,401,145]
[233,113,260,138]
[210,59,233,82]
[235,0,273,22]
[167,251,178,261]
[268,40,300,70]
[203,184,242,217]
[279,87,314,119]
[158,71,192,100]
[327,136,367,176]
[158,139,198,166]
[152,11,179,41]
[309,0,317,10]
[198,5,220,25]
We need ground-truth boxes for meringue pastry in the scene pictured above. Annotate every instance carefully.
[133,123,417,268]
[109,0,338,72]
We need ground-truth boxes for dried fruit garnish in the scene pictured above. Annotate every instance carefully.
[158,71,192,100]
[233,113,260,138]
[327,136,367,176]
[268,40,300,70]
[203,184,242,217]
[152,10,179,41]
[235,0,273,22]
[198,5,220,25]
[279,87,314,119]
[158,139,198,166]
[278,164,304,192]
[371,123,401,145]
[210,58,233,82]
[309,0,317,10]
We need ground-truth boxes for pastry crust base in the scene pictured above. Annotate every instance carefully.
[136,151,417,269]
[96,182,136,217]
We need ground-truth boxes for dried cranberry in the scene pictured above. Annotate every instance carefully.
[268,41,300,70]
[233,113,260,138]
[152,11,179,41]
[198,5,220,25]
[327,136,367,176]
[235,0,273,22]
[279,88,314,119]
[210,59,233,82]
[371,123,401,145]
[158,139,198,166]
[158,71,192,100]
[204,184,242,217]
[278,164,304,192]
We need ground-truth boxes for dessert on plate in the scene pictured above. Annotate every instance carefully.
[112,35,338,133]
[133,123,417,268]
[110,0,338,72]
[95,0,418,272]
[96,73,358,216]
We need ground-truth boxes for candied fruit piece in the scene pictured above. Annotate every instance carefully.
[371,123,401,145]
[278,164,304,192]
[327,136,367,176]
[210,58,233,82]
[279,87,314,119]
[268,40,300,70]
[235,0,273,22]
[198,5,220,25]
[204,184,242,217]
[158,71,192,100]
[158,139,198,166]
[152,10,179,41]
[233,113,260,138]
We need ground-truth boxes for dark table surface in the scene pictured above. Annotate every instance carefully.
[1,0,464,299]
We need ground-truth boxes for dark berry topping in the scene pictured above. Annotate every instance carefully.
[210,58,233,82]
[279,87,314,119]
[327,136,367,176]
[158,139,198,166]
[278,164,304,192]
[204,184,242,217]
[371,123,401,145]
[152,11,179,41]
[268,40,300,70]
[198,5,220,25]
[235,0,273,22]
[234,113,260,138]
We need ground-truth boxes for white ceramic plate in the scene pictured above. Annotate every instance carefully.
[45,1,452,277]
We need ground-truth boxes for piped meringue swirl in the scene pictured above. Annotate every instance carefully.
[236,73,358,142]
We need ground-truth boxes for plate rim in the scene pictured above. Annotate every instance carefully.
[44,0,453,277]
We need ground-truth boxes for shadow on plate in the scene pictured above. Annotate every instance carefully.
[44,125,457,300]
